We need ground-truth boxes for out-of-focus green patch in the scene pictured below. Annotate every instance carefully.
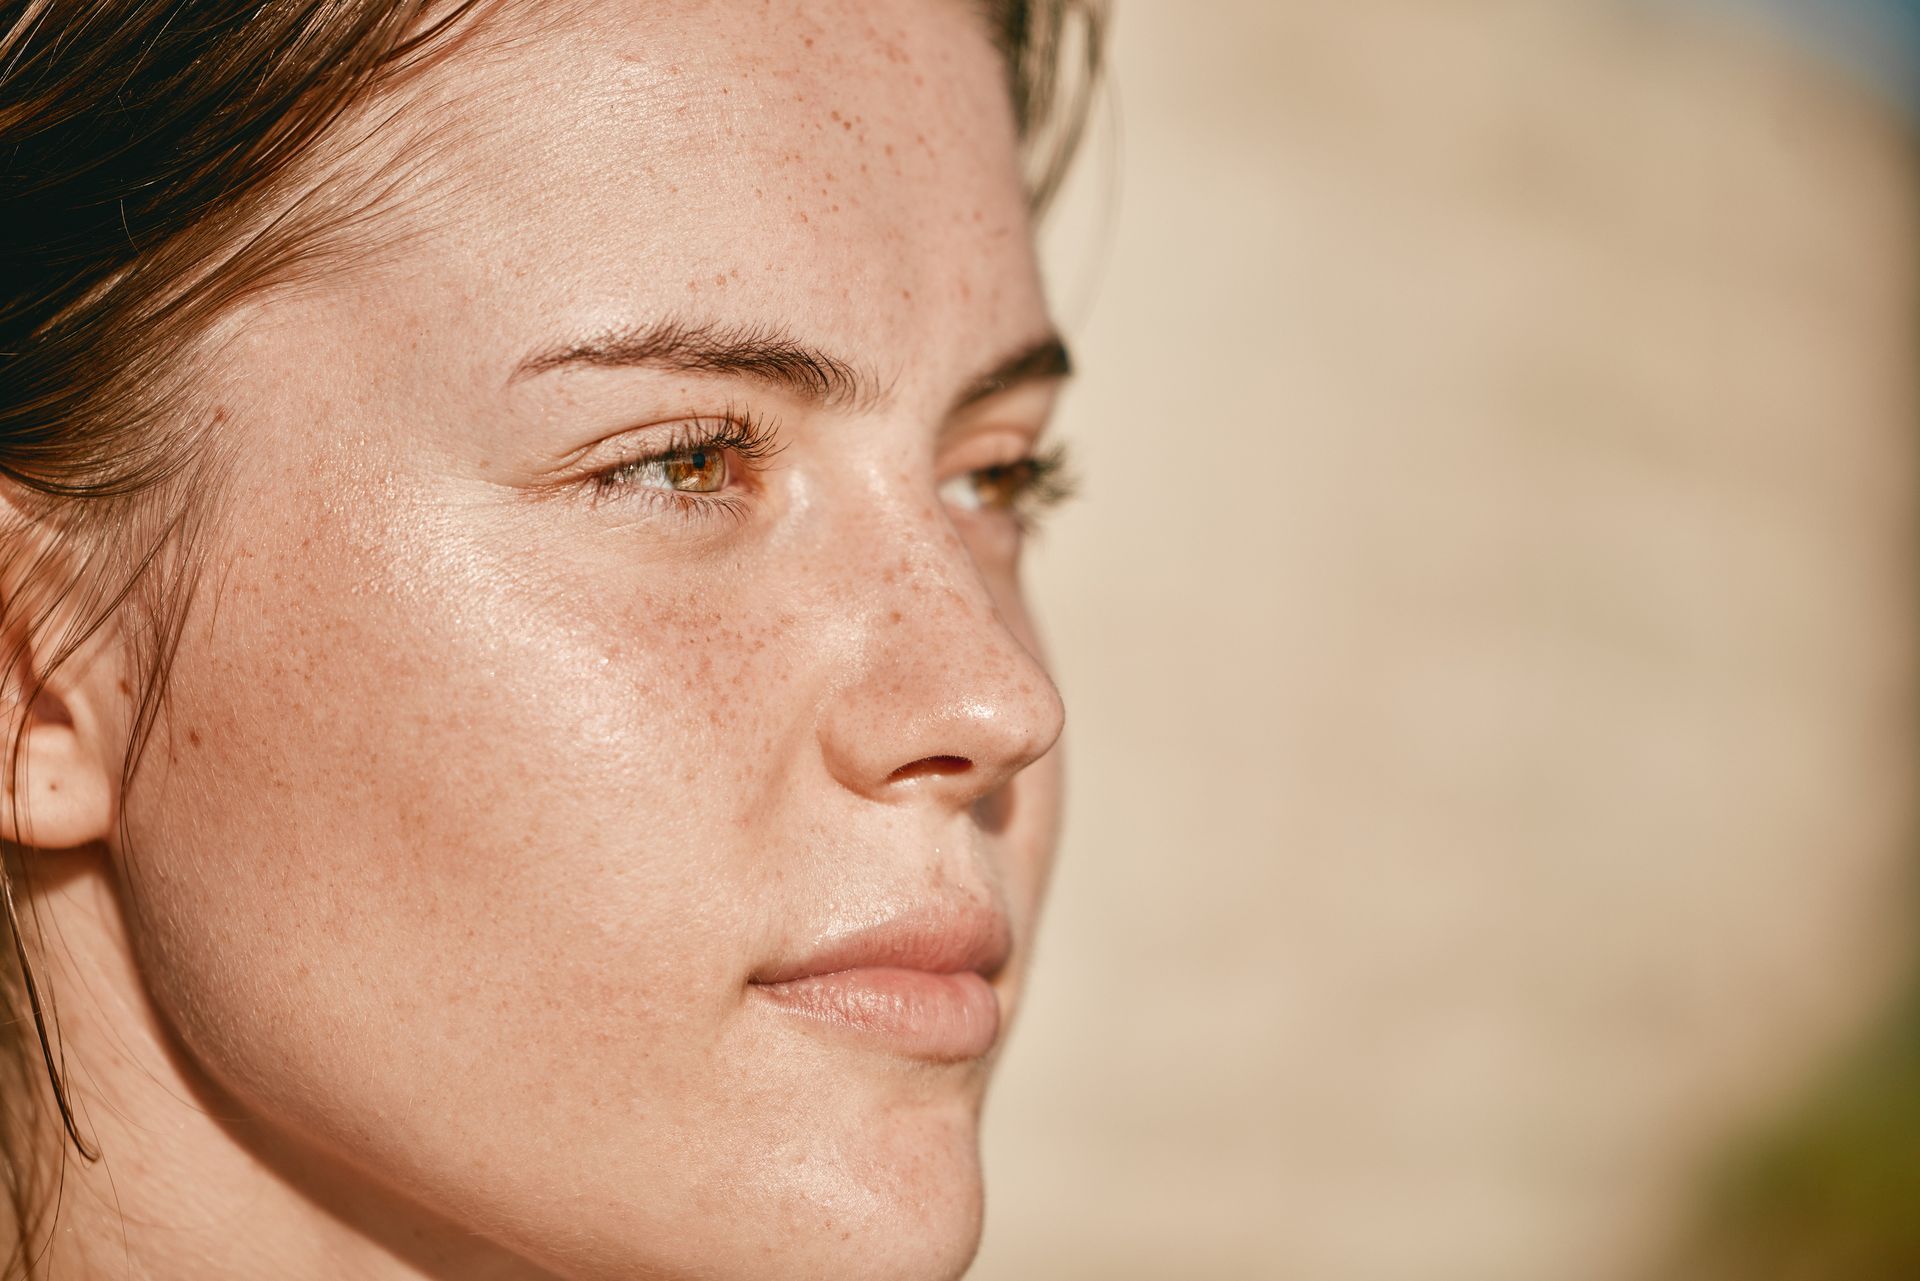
[1674,991,1920,1281]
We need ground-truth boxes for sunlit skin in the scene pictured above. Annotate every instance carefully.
[9,2,1069,1278]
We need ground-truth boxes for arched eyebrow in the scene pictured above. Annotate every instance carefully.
[511,318,1071,416]
[511,318,876,408]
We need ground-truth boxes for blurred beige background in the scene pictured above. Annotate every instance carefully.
[974,4,1919,1279]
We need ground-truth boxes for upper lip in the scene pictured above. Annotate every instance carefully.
[750,904,1013,986]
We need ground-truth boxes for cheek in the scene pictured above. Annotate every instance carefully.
[115,482,808,1149]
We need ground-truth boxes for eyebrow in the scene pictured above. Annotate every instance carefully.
[512,318,1071,417]
[513,318,875,408]
[948,334,1073,416]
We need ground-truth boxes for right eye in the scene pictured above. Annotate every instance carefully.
[577,411,785,515]
[596,445,730,495]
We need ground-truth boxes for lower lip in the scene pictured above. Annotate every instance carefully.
[750,967,1002,1062]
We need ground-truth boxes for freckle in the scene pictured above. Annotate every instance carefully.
[188,729,202,747]
[117,679,130,695]
[884,143,895,158]
[802,34,814,47]
[713,273,726,287]
[793,211,809,224]
[888,610,902,624]
[841,119,852,131]
[900,289,912,301]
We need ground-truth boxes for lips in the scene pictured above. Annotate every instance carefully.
[748,907,1012,1062]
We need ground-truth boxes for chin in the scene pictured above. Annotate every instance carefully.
[746,1076,991,1281]
[777,1192,985,1281]
[478,1067,994,1281]
[782,1157,987,1281]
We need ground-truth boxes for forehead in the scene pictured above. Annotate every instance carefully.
[306,0,1045,398]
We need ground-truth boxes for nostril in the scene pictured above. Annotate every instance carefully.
[887,755,972,784]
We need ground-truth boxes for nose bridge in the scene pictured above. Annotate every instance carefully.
[815,495,1064,803]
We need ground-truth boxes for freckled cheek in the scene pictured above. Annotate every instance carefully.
[380,580,795,877]
[134,526,807,1010]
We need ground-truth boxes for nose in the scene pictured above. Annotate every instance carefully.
[815,523,1066,810]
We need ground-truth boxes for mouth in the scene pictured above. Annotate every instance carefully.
[748,906,1013,1063]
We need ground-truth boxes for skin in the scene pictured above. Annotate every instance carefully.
[6,1,1068,1277]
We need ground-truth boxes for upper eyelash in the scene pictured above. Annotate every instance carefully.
[963,442,1078,530]
[584,409,785,506]
[1010,443,1077,514]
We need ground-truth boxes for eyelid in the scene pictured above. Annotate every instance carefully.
[937,414,1049,464]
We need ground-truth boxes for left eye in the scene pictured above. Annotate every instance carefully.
[940,448,1076,518]
[605,447,729,494]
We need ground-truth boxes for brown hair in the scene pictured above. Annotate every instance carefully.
[0,0,1104,1271]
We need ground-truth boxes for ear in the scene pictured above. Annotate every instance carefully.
[0,585,124,853]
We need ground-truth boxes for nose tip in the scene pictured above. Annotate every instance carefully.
[817,591,1067,809]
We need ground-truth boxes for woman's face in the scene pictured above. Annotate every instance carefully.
[107,2,1066,1277]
